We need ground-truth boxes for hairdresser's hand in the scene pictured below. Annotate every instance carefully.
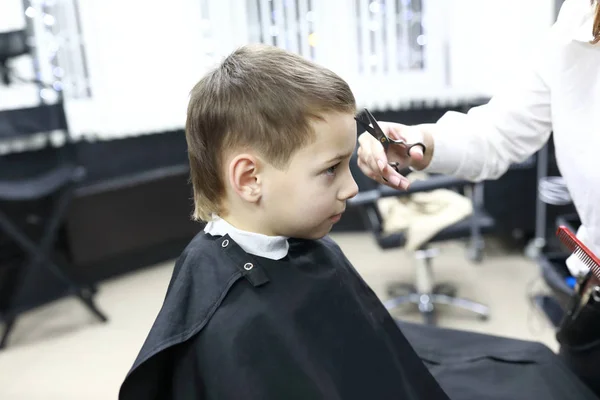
[357,122,434,190]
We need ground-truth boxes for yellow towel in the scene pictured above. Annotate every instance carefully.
[377,172,473,252]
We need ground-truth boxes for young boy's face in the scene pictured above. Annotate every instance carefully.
[260,111,359,239]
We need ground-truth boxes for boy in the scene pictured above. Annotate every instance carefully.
[119,44,450,399]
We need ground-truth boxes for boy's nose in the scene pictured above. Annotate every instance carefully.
[340,175,359,200]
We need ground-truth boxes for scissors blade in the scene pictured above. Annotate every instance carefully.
[354,116,377,136]
[355,108,389,149]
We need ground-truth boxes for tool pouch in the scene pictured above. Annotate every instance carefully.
[557,285,600,397]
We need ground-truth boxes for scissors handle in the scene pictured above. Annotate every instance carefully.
[389,138,427,157]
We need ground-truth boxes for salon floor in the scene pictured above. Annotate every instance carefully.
[0,233,558,400]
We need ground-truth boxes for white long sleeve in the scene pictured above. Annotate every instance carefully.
[424,24,556,181]
[424,0,600,270]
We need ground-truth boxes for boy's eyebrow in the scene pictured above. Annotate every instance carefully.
[323,152,353,165]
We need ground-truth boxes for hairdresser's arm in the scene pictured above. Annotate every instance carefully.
[420,50,553,182]
[420,16,564,181]
[357,21,559,188]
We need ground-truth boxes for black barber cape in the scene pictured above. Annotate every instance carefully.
[119,232,450,400]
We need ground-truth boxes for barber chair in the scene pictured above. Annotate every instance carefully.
[348,153,495,325]
[0,30,29,85]
[0,101,108,348]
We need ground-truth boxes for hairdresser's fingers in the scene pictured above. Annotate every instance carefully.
[386,124,425,164]
[357,152,410,190]
[357,132,389,175]
[380,163,411,190]
[356,155,381,182]
[357,131,412,189]
[408,145,424,161]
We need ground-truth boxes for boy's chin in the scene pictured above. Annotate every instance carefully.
[288,225,333,240]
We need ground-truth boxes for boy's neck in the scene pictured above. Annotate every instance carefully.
[206,214,289,260]
[219,213,279,238]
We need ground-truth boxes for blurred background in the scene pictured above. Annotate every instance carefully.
[0,1,579,399]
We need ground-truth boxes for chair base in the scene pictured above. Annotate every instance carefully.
[0,184,108,350]
[384,283,490,326]
[0,284,108,349]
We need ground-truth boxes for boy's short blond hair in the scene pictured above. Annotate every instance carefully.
[185,44,356,221]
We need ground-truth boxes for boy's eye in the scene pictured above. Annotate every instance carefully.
[325,164,339,175]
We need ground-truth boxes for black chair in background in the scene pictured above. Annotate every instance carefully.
[0,101,108,348]
[348,152,495,325]
[0,30,29,86]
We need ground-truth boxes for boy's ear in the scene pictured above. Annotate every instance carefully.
[228,154,263,203]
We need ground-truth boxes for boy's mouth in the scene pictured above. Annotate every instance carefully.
[330,212,343,223]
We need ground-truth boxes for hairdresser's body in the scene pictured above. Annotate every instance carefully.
[359,0,599,270]
[357,0,600,394]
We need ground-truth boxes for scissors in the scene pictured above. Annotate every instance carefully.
[354,108,427,174]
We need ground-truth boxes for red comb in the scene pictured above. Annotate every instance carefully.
[556,225,600,281]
